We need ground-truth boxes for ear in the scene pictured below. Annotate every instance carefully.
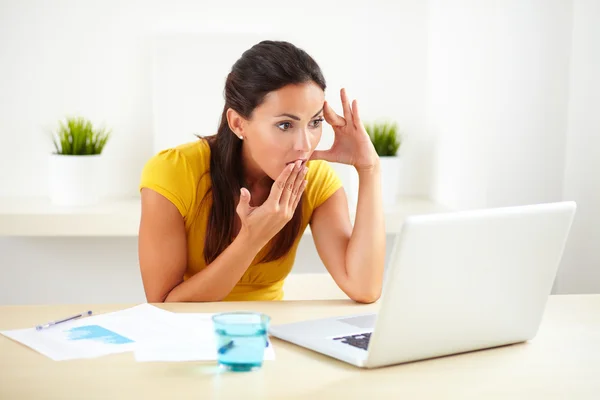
[226,108,246,137]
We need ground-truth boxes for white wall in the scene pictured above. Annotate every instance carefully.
[558,0,600,294]
[0,0,430,198]
[427,0,572,211]
[0,0,153,198]
[426,0,600,294]
[1,1,598,305]
[0,0,428,304]
[485,1,572,209]
[426,0,494,210]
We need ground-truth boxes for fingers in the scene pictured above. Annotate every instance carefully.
[268,162,295,204]
[351,99,362,129]
[288,163,308,208]
[279,160,305,206]
[236,187,252,217]
[291,179,308,211]
[323,100,345,128]
[340,88,353,126]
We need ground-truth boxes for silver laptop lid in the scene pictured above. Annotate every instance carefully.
[365,201,576,368]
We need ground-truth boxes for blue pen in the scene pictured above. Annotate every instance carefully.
[35,310,93,331]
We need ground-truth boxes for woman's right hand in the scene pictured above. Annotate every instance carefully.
[236,159,308,249]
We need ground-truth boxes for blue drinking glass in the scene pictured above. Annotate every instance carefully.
[212,311,271,372]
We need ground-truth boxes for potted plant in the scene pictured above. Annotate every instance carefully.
[365,121,402,206]
[49,116,111,206]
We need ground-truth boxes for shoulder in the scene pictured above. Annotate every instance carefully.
[139,138,211,218]
[176,137,211,166]
[304,160,344,210]
[142,139,210,179]
[158,138,210,168]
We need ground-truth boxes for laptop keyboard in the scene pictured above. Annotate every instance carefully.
[333,332,371,350]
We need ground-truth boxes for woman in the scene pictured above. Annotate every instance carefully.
[138,40,385,303]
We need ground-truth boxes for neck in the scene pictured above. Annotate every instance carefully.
[240,143,271,191]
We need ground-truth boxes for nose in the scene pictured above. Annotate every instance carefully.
[293,128,311,153]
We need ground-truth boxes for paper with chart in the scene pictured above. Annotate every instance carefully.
[133,312,275,362]
[1,304,275,362]
[0,304,177,361]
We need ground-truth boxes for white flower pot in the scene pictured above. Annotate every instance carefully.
[379,156,401,206]
[48,154,102,206]
[345,155,401,207]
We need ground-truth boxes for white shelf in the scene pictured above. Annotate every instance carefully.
[0,197,141,237]
[0,196,448,237]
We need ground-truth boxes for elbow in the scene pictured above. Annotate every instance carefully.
[158,290,226,303]
[352,294,381,304]
[147,293,169,303]
[349,288,382,304]
[147,288,173,303]
[345,275,383,304]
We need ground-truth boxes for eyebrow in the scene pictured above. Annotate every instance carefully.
[275,107,324,121]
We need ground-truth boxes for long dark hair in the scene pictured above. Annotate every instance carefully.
[202,40,327,265]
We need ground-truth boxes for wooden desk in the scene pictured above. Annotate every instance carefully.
[1,295,599,399]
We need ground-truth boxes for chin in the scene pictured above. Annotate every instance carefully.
[270,166,286,181]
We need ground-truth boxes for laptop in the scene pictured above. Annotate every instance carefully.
[269,201,577,368]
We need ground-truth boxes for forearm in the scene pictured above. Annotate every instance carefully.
[165,233,262,302]
[345,161,386,301]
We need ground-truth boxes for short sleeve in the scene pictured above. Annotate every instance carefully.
[305,160,344,210]
[139,148,196,218]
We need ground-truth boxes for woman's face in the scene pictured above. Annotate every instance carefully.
[237,82,325,183]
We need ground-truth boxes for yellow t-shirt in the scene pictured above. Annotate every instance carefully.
[139,139,343,301]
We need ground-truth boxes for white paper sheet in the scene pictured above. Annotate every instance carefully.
[0,304,177,361]
[133,313,275,362]
[1,304,275,362]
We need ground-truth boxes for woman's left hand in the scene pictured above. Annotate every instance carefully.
[310,88,379,171]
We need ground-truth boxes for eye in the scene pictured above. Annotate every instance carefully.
[310,118,324,128]
[277,122,292,131]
